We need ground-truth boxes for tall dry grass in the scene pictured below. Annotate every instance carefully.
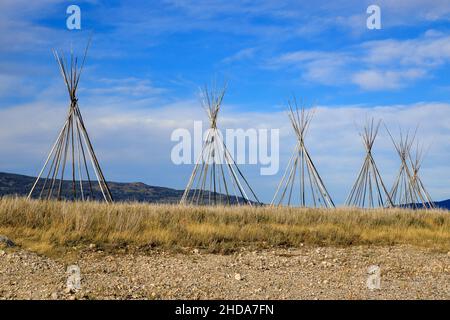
[0,197,449,255]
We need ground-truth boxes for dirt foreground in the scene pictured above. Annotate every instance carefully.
[0,245,449,300]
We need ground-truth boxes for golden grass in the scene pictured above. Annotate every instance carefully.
[0,196,449,256]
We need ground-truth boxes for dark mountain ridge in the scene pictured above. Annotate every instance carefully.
[0,172,256,205]
[0,171,183,203]
[1,171,449,209]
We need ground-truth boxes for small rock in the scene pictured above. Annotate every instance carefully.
[89,243,96,249]
[66,265,81,293]
[51,292,59,300]
[0,250,5,256]
[193,249,199,254]
[234,273,242,281]
[0,235,15,247]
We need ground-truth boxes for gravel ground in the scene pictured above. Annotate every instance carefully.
[0,245,449,300]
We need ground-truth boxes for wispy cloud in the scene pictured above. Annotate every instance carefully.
[351,69,426,90]
[222,48,258,64]
[362,32,450,67]
[86,78,166,97]
[270,31,450,90]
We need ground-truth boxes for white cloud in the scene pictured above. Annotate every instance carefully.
[0,74,27,96]
[362,34,450,67]
[270,31,450,90]
[86,78,166,97]
[351,69,426,90]
[222,48,257,63]
[375,0,450,24]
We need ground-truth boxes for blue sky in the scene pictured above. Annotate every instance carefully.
[0,0,450,204]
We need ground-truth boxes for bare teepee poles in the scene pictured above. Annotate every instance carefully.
[386,126,434,209]
[28,40,113,203]
[271,99,334,207]
[409,145,434,208]
[346,119,393,208]
[180,83,260,206]
[385,127,416,207]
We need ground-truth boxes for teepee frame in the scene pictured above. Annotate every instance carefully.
[409,145,434,209]
[28,41,113,203]
[346,119,393,208]
[271,99,334,207]
[386,126,434,209]
[180,84,260,206]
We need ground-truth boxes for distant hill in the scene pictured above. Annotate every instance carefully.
[434,199,450,210]
[0,172,254,204]
[0,171,183,203]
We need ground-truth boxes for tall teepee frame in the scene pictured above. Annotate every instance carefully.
[346,119,393,208]
[28,41,113,203]
[409,145,434,209]
[271,100,334,207]
[386,126,434,209]
[180,84,260,206]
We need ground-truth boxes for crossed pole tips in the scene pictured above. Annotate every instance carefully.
[346,118,393,208]
[28,39,113,203]
[385,125,434,209]
[271,98,334,208]
[180,82,261,206]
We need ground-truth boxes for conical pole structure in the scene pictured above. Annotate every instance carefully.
[385,126,434,209]
[385,127,417,208]
[180,84,260,206]
[28,40,113,203]
[271,99,334,207]
[345,119,393,208]
[409,144,434,209]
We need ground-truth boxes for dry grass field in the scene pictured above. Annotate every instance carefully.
[1,197,449,256]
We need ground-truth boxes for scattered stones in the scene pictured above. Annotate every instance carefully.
[0,245,449,299]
